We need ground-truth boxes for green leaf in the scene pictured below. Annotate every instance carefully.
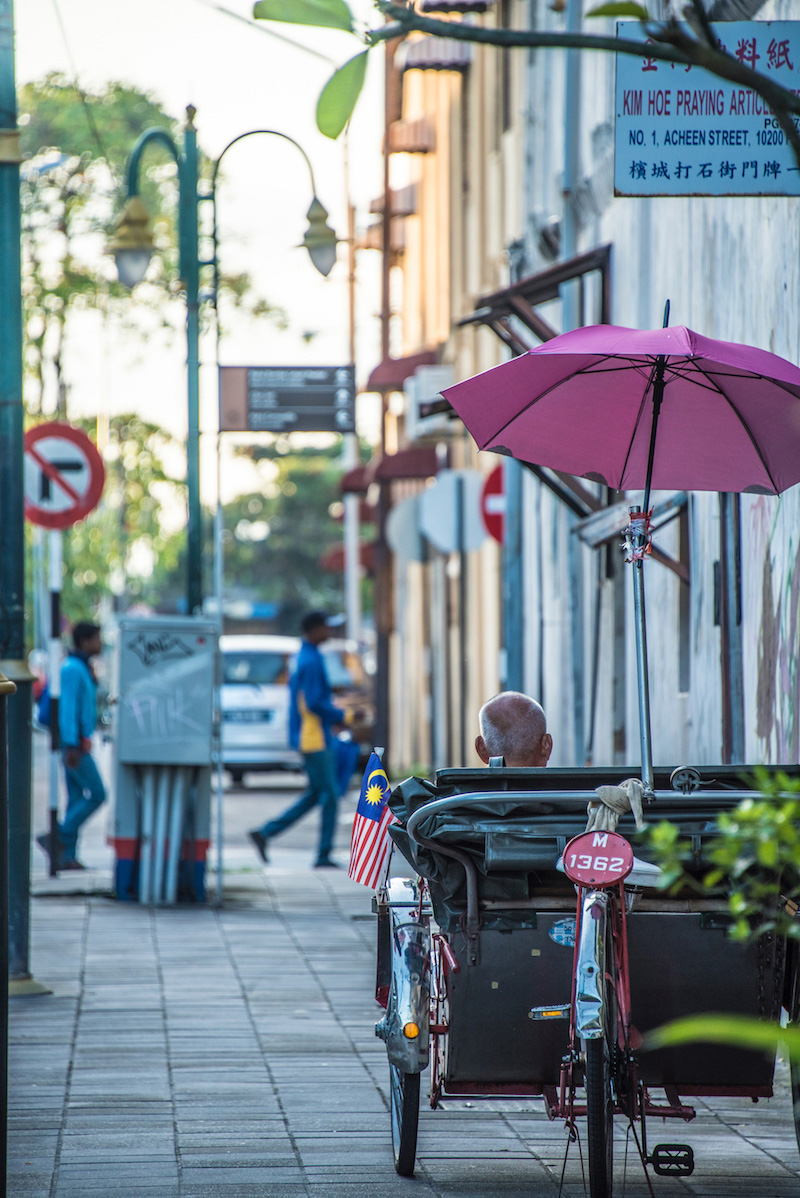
[644,1013,800,1061]
[586,1,650,18]
[252,0,354,33]
[316,51,369,140]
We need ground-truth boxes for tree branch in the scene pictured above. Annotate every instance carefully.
[372,2,800,168]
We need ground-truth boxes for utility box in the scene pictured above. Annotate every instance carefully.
[110,616,218,903]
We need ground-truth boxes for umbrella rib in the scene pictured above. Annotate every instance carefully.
[679,363,781,493]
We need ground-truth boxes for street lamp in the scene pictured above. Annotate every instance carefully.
[109,107,338,614]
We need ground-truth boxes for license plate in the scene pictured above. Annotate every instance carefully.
[225,709,274,724]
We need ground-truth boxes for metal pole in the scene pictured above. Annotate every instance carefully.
[0,671,16,1198]
[503,458,524,692]
[456,475,468,765]
[180,110,203,615]
[47,532,62,876]
[126,113,203,616]
[629,506,654,799]
[0,0,33,982]
[343,179,361,643]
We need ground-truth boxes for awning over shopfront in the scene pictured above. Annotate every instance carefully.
[340,446,441,495]
[366,348,439,392]
[319,541,376,574]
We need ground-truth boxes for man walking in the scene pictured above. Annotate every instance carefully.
[37,621,107,871]
[249,611,346,868]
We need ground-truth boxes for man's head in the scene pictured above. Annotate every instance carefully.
[300,610,334,645]
[475,691,552,768]
[72,621,102,657]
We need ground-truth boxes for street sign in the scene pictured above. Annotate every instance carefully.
[615,21,800,196]
[480,463,505,544]
[219,365,356,433]
[24,422,105,529]
[418,469,486,555]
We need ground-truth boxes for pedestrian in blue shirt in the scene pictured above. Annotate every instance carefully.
[36,621,106,872]
[249,611,346,868]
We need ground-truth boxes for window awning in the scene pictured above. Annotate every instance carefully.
[366,348,439,391]
[396,35,473,71]
[340,465,371,495]
[341,446,441,494]
[421,0,491,9]
[320,541,376,575]
[373,445,440,481]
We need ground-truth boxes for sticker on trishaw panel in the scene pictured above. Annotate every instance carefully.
[548,918,576,948]
[562,831,634,887]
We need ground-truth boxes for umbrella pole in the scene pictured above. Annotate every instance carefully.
[628,506,655,800]
[633,301,669,799]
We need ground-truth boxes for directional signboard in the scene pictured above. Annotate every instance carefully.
[219,365,356,433]
[24,422,105,529]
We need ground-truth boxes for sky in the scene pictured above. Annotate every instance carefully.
[15,0,385,502]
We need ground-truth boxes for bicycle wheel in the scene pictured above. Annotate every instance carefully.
[585,1036,614,1198]
[389,1063,420,1176]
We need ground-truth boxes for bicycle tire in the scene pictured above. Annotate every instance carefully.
[585,1036,614,1198]
[389,1063,420,1176]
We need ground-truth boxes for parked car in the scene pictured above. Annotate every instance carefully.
[220,633,375,783]
[220,634,301,782]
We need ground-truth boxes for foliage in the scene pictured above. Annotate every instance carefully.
[648,769,800,944]
[52,414,183,620]
[253,0,800,166]
[20,75,283,415]
[228,441,347,630]
[644,1011,800,1061]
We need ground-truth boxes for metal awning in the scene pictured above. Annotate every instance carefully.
[457,244,612,351]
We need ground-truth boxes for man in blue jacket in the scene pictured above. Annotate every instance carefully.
[249,611,346,868]
[37,621,106,871]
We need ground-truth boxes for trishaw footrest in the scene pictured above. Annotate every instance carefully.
[650,1143,695,1176]
[529,1004,570,1021]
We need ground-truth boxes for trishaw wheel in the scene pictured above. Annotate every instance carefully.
[585,1037,614,1198]
[389,1063,420,1176]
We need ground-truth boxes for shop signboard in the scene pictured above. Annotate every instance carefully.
[615,21,800,196]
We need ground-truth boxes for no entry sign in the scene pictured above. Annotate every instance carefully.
[480,463,505,544]
[24,422,105,529]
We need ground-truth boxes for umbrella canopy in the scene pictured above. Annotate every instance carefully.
[442,324,800,496]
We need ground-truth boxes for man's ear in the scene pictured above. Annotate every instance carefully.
[538,733,553,765]
[475,734,490,764]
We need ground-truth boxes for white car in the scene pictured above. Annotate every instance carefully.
[220,634,302,782]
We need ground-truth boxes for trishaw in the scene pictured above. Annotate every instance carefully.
[374,762,800,1194]
[370,317,800,1192]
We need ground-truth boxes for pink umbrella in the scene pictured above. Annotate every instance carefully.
[442,322,800,502]
[442,318,800,796]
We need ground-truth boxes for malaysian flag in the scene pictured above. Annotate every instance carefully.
[348,750,396,889]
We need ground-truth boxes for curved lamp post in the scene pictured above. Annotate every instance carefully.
[109,107,337,614]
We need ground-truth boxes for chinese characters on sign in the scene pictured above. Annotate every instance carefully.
[615,21,800,196]
[219,365,356,434]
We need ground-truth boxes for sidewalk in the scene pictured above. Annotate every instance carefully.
[10,743,800,1197]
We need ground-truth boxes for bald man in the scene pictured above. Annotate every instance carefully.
[475,691,552,768]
